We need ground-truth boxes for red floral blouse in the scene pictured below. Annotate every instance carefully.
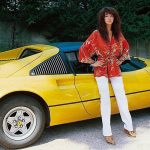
[79,30,130,78]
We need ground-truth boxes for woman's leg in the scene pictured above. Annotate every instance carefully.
[110,76,133,131]
[95,76,112,136]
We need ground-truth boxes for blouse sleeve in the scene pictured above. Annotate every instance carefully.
[78,31,96,64]
[118,34,131,65]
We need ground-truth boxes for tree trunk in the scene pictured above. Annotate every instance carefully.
[11,22,16,49]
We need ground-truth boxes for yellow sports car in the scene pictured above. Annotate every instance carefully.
[0,43,150,149]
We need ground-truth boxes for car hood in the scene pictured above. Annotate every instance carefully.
[0,53,42,78]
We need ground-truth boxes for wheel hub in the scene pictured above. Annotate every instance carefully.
[3,107,37,141]
[17,120,23,127]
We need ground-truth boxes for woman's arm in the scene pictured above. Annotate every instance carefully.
[117,35,131,65]
[79,30,97,64]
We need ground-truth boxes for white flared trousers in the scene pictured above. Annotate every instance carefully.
[95,76,133,136]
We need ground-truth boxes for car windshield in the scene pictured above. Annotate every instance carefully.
[120,57,147,72]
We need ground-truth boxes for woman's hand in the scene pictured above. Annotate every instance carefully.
[90,61,106,67]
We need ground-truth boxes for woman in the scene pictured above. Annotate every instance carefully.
[79,7,136,145]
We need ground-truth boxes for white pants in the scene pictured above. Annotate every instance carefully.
[95,76,133,136]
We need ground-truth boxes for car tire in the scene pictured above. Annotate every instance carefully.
[0,94,46,149]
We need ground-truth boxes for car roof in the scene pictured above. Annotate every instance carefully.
[49,42,83,52]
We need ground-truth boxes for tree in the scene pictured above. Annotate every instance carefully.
[0,0,149,43]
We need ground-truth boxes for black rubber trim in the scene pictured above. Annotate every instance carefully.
[59,51,73,74]
[48,89,150,108]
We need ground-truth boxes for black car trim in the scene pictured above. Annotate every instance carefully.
[59,51,75,74]
[48,89,150,107]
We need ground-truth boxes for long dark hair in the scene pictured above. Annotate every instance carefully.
[97,7,121,42]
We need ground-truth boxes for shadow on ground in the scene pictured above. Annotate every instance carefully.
[16,108,150,150]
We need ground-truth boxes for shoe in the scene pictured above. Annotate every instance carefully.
[124,128,136,137]
[104,135,116,145]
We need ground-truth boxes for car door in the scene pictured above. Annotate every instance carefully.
[65,51,103,117]
[65,51,150,117]
[120,58,150,110]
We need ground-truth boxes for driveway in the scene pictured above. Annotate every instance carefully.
[0,108,150,150]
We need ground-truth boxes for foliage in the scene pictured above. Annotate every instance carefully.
[0,0,149,42]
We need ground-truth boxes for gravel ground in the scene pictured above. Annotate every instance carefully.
[0,108,150,150]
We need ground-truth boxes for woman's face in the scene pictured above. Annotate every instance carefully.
[104,13,114,25]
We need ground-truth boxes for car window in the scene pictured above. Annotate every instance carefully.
[65,51,93,74]
[65,51,147,73]
[120,57,147,72]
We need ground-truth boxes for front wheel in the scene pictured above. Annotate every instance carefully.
[0,95,46,149]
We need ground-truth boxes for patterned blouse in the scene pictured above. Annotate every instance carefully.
[78,30,130,78]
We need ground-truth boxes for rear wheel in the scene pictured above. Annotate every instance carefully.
[0,94,46,149]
